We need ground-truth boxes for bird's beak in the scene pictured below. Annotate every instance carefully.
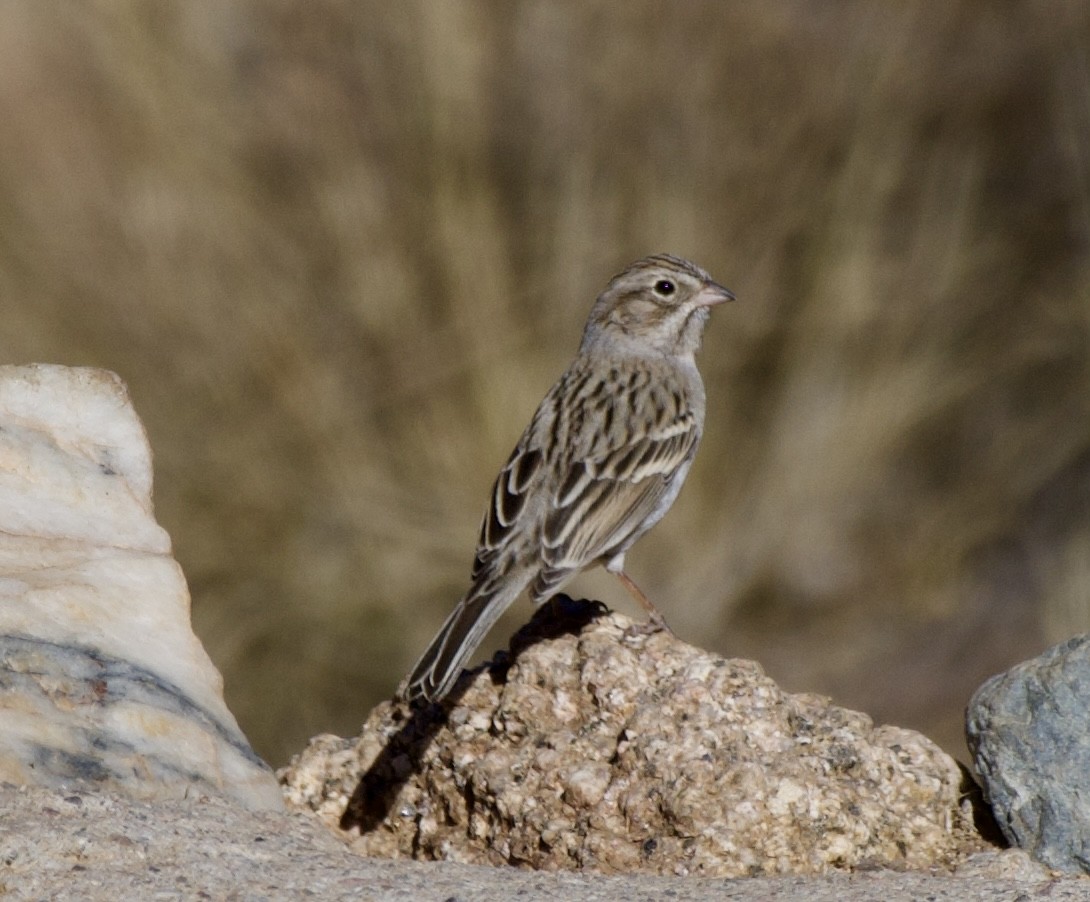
[694,281,736,307]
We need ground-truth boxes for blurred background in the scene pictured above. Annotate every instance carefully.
[2,1,1088,767]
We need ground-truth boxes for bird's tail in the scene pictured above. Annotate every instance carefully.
[402,574,531,703]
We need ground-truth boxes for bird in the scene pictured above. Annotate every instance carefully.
[402,254,734,703]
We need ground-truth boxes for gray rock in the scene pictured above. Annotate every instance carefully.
[282,598,989,877]
[967,633,1090,873]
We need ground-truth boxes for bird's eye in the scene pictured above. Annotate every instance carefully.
[653,279,676,296]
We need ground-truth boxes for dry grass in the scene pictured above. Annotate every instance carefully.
[1,0,1088,764]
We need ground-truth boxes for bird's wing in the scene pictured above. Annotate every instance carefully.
[534,396,700,596]
[470,441,544,587]
[470,361,701,601]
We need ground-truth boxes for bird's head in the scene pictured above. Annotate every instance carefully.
[581,254,734,358]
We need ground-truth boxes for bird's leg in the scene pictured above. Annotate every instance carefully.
[612,569,674,636]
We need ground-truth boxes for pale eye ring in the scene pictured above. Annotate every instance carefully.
[653,279,676,297]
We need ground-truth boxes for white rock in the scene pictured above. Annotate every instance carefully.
[0,365,282,810]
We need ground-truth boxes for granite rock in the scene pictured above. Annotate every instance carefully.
[0,364,281,810]
[282,598,988,876]
[0,785,1076,901]
[966,633,1090,873]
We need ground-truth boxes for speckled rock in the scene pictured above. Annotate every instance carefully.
[967,633,1090,874]
[0,364,281,810]
[281,598,987,877]
[0,785,1075,901]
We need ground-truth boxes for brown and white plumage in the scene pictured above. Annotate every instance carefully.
[403,254,734,703]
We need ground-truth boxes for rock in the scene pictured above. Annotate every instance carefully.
[281,597,988,877]
[0,364,281,810]
[966,633,1090,873]
[0,784,1082,901]
[954,848,1052,882]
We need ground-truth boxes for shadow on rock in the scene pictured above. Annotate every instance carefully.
[339,596,608,833]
